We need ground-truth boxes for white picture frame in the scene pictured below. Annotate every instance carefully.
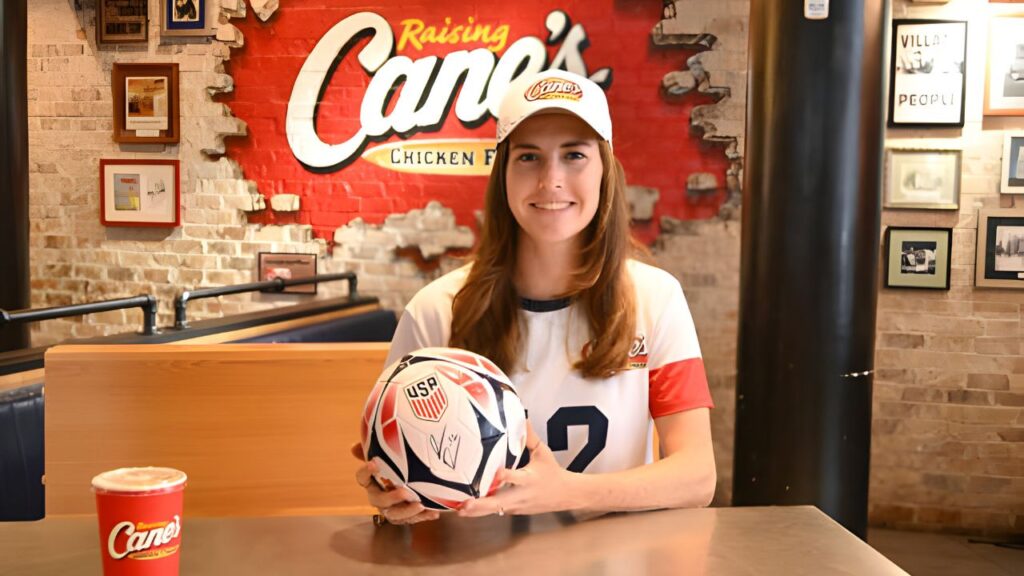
[884,149,961,210]
[984,16,1024,116]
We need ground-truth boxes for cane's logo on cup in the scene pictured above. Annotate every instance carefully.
[524,78,583,102]
[107,515,182,560]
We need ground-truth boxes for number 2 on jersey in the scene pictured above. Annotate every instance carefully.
[546,406,609,473]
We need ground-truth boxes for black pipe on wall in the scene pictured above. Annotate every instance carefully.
[0,0,30,352]
[734,0,888,538]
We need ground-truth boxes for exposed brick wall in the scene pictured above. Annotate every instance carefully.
[26,0,463,340]
[869,0,1024,536]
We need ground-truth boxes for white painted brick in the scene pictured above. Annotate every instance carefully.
[215,23,243,47]
[249,0,280,22]
[270,194,300,212]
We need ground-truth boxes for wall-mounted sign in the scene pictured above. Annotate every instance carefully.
[888,20,967,128]
[285,10,609,174]
[804,0,829,20]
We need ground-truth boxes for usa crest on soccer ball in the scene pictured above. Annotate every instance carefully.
[360,347,528,510]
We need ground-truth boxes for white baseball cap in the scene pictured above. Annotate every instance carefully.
[496,69,612,145]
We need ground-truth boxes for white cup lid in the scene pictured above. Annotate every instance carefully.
[91,467,187,492]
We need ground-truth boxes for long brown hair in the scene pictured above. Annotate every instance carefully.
[449,139,642,379]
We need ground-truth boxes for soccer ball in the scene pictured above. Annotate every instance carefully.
[360,347,528,511]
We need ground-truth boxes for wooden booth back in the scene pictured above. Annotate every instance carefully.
[44,343,388,517]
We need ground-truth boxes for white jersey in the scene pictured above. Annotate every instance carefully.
[386,259,712,474]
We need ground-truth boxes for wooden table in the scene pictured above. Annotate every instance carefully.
[0,506,907,575]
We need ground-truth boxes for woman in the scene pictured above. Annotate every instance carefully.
[353,69,716,524]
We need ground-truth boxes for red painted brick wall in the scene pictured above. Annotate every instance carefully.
[222,1,730,244]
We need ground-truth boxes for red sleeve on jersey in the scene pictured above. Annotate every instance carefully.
[648,357,714,417]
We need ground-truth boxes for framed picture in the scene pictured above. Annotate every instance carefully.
[985,16,1024,116]
[976,209,1024,288]
[111,63,180,144]
[884,149,961,209]
[888,20,967,127]
[100,159,180,227]
[258,253,318,294]
[884,227,953,290]
[97,0,148,44]
[1002,134,1024,194]
[161,0,214,38]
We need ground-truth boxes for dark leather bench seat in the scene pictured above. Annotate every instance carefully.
[0,384,44,521]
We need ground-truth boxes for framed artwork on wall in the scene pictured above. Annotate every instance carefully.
[976,209,1024,288]
[884,149,961,209]
[100,159,180,227]
[884,227,953,290]
[888,20,967,128]
[258,253,318,294]
[111,63,180,144]
[985,16,1024,116]
[1002,133,1024,194]
[97,0,149,44]
[161,0,214,38]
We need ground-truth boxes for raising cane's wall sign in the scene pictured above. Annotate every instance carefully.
[223,2,729,243]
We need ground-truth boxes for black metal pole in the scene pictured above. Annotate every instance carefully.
[0,295,159,336]
[0,0,30,352]
[174,272,358,328]
[734,0,887,539]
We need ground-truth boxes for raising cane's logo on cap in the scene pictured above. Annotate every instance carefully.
[524,78,583,102]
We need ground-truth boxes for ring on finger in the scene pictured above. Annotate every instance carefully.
[497,504,505,517]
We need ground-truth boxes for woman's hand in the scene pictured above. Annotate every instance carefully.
[457,425,585,517]
[350,442,440,525]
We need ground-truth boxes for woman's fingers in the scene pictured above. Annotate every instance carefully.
[380,501,423,523]
[385,505,440,524]
[354,463,374,489]
[352,447,439,524]
[368,485,421,511]
[458,496,506,517]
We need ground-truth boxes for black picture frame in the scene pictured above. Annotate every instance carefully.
[884,226,953,290]
[975,209,1024,288]
[888,19,968,128]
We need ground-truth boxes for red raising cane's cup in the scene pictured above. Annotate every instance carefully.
[91,467,187,576]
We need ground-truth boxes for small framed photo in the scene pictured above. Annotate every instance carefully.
[161,0,214,38]
[884,149,961,209]
[1003,134,1024,194]
[884,227,953,290]
[111,63,180,144]
[976,209,1024,288]
[97,0,149,44]
[984,16,1024,116]
[258,253,318,294]
[888,20,967,127]
[100,159,180,227]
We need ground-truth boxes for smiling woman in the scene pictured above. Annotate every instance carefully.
[504,114,603,260]
[352,69,716,525]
